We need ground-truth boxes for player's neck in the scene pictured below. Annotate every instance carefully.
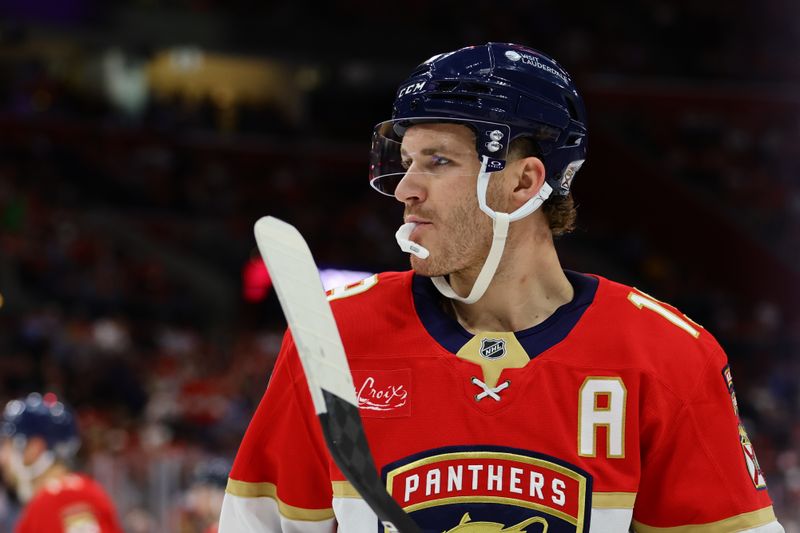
[30,463,70,494]
[448,228,573,333]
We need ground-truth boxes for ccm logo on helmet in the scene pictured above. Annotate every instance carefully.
[398,81,426,98]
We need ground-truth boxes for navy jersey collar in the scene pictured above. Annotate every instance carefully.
[412,271,598,358]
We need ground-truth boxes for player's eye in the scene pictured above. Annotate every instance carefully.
[401,154,452,172]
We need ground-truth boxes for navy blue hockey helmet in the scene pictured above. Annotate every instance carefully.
[1,393,80,457]
[369,43,587,196]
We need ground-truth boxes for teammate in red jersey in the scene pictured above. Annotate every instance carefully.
[0,393,124,533]
[220,43,784,532]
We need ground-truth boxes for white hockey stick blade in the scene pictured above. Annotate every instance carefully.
[253,216,421,533]
[254,216,357,414]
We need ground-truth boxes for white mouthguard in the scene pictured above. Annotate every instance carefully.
[395,222,430,259]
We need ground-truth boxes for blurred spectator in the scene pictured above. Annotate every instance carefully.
[171,457,230,533]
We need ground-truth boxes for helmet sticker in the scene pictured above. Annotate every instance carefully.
[560,160,585,193]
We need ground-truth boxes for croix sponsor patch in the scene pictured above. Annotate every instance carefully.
[352,369,411,418]
[382,446,592,533]
[721,364,766,490]
[480,338,506,360]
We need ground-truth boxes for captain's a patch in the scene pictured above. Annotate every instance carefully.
[382,445,592,533]
[722,364,767,490]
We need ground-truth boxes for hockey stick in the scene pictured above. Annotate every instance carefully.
[254,216,421,533]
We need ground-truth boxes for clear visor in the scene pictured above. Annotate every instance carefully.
[368,117,511,196]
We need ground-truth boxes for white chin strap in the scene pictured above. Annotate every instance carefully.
[9,441,56,503]
[395,156,552,304]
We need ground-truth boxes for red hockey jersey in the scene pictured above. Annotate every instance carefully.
[220,271,783,533]
[15,473,124,533]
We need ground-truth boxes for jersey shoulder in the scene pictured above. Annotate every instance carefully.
[591,274,713,343]
[326,270,414,323]
[22,474,118,532]
[581,275,727,390]
[325,270,433,356]
[326,270,410,304]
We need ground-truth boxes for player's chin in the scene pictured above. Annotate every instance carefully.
[409,256,448,277]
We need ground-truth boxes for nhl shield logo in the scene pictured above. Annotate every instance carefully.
[480,338,506,360]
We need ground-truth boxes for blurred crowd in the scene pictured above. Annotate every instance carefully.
[0,0,798,530]
[606,97,800,265]
[597,92,800,524]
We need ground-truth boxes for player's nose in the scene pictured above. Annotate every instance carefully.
[394,170,427,205]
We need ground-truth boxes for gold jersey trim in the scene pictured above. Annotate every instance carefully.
[592,492,636,509]
[332,480,362,498]
[225,479,335,521]
[633,506,777,533]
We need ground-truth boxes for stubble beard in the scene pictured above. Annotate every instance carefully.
[409,200,493,279]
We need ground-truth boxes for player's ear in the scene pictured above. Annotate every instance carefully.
[510,156,546,209]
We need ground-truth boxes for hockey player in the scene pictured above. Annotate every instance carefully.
[0,392,124,533]
[220,43,784,532]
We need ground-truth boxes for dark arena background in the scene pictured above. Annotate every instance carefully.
[0,1,798,531]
